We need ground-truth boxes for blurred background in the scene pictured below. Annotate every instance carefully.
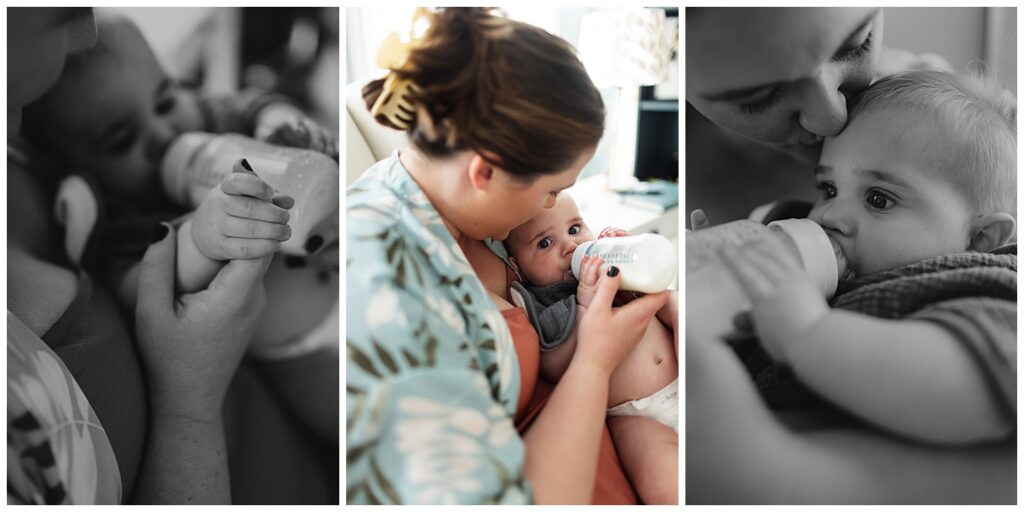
[346,6,680,250]
[105,7,339,134]
[885,7,1016,93]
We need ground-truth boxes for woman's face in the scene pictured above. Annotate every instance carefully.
[686,8,883,148]
[476,147,596,242]
[8,8,97,131]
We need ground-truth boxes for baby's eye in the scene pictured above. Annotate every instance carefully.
[865,189,895,210]
[568,224,581,235]
[816,182,837,199]
[155,95,177,115]
[537,237,552,249]
[107,132,137,155]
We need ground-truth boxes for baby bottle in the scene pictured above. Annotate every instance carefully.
[686,218,848,341]
[161,132,339,256]
[570,233,677,293]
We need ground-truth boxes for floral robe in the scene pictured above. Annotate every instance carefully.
[7,312,121,504]
[346,151,529,504]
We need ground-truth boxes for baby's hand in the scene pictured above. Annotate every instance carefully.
[575,254,605,308]
[719,234,830,362]
[598,227,630,239]
[255,103,338,160]
[192,159,294,261]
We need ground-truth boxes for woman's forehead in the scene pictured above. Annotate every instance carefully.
[687,8,877,95]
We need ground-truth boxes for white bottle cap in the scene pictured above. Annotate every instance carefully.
[161,132,212,205]
[766,218,839,298]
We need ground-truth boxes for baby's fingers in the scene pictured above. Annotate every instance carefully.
[222,170,275,201]
[222,217,292,241]
[223,196,291,224]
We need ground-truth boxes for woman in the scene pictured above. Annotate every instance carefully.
[684,7,1014,504]
[8,8,332,504]
[346,8,668,504]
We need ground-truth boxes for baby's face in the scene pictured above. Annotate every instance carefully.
[507,194,595,286]
[42,21,202,201]
[810,105,974,277]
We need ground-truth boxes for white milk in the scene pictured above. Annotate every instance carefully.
[571,233,677,293]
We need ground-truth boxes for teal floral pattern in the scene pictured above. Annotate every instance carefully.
[346,152,530,504]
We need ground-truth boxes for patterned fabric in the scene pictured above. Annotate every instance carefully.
[346,151,530,505]
[748,246,1017,423]
[7,312,121,505]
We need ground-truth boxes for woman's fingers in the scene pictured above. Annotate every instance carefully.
[221,216,292,240]
[222,196,291,224]
[272,194,295,210]
[719,247,774,300]
[215,237,283,260]
[588,265,623,310]
[136,222,177,317]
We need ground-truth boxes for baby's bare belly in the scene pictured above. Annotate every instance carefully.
[607,318,678,408]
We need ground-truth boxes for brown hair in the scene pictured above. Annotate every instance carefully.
[363,7,605,181]
[849,70,1016,215]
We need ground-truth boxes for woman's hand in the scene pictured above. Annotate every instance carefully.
[191,159,294,262]
[135,222,273,420]
[255,103,339,160]
[574,267,668,376]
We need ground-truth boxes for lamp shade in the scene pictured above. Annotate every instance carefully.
[578,8,669,88]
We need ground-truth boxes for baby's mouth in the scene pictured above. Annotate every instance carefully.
[827,235,856,282]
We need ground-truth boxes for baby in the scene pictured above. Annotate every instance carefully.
[20,14,338,438]
[720,70,1016,445]
[505,193,678,504]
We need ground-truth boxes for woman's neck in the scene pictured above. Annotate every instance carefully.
[399,146,474,250]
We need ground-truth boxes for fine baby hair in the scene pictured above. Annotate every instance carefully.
[362,7,605,180]
[849,70,1016,216]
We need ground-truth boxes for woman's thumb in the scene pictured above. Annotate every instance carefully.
[137,222,176,315]
[590,266,623,310]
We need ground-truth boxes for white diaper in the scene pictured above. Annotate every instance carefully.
[606,378,678,432]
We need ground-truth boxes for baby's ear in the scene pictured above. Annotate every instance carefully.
[968,212,1016,252]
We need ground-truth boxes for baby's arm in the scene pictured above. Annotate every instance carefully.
[179,160,293,293]
[721,236,1011,445]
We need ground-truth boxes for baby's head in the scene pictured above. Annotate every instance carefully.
[811,70,1016,277]
[506,193,596,286]
[22,13,202,202]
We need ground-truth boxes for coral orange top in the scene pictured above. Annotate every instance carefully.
[502,267,637,505]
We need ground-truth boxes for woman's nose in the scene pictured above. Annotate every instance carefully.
[797,68,848,138]
[543,193,557,209]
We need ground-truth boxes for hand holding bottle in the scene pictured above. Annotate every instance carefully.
[718,234,830,362]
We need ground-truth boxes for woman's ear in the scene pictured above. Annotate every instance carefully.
[968,212,1016,252]
[467,154,494,191]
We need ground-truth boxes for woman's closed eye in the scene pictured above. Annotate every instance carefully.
[107,129,138,155]
[738,85,786,115]
[835,29,874,63]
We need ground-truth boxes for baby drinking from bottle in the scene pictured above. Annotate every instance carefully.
[695,70,1016,445]
[20,13,338,439]
[505,193,679,504]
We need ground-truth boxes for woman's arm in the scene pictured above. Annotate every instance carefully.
[787,312,1011,444]
[523,272,667,503]
[130,224,273,504]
